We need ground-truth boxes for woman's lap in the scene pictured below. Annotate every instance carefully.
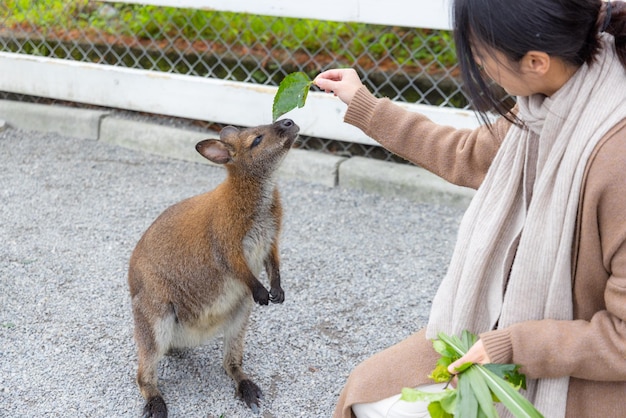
[352,383,447,418]
[333,329,440,418]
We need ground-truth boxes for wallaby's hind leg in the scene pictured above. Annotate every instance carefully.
[133,302,171,418]
[222,299,263,412]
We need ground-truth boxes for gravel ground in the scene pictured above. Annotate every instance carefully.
[0,126,464,418]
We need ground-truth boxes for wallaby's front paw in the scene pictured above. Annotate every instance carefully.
[237,379,264,414]
[269,286,284,304]
[142,396,167,418]
[252,285,270,305]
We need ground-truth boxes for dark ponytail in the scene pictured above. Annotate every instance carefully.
[453,0,626,126]
[603,1,626,67]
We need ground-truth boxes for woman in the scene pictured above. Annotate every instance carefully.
[314,0,626,417]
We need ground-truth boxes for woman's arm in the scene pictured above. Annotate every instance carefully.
[345,87,509,189]
[315,69,511,189]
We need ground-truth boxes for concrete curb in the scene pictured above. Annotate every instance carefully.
[340,156,474,207]
[99,116,211,165]
[0,100,107,140]
[0,99,474,207]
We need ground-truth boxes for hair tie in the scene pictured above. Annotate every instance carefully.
[601,1,613,32]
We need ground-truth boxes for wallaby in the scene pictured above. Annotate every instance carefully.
[128,119,299,418]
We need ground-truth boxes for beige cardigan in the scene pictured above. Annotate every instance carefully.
[333,87,626,418]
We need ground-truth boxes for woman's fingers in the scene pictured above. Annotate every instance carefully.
[314,69,362,104]
[448,339,492,374]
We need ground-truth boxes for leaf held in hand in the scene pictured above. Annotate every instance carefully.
[272,72,313,122]
[453,362,474,374]
[402,330,544,418]
[401,387,454,404]
[433,339,457,359]
[483,363,527,391]
[429,399,456,418]
[429,363,453,383]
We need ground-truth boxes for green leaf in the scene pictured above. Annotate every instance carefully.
[401,387,457,418]
[453,361,474,374]
[429,400,456,418]
[438,332,466,357]
[433,339,459,360]
[272,71,313,122]
[483,363,527,390]
[461,329,478,351]
[400,387,424,403]
[429,363,453,383]
[457,370,479,417]
[465,366,498,418]
[400,387,455,404]
[433,339,449,355]
[439,389,458,414]
[476,366,544,418]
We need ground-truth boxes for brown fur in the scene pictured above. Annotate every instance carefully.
[128,119,299,417]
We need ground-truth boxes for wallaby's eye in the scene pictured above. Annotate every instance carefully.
[251,135,263,148]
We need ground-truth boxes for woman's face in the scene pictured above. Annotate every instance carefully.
[473,46,539,97]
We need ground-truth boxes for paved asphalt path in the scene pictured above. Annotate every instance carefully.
[0,126,464,417]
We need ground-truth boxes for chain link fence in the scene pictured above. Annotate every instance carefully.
[0,1,470,162]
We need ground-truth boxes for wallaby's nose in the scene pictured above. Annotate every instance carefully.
[274,118,299,137]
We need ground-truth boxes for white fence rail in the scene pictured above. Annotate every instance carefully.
[109,0,454,30]
[0,0,479,146]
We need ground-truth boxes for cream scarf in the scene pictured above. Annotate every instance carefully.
[426,35,626,418]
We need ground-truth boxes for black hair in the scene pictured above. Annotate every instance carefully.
[453,0,626,126]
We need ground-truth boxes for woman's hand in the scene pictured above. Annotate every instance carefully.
[314,68,364,106]
[448,339,492,374]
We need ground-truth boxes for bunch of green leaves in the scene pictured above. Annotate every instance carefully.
[272,72,314,122]
[401,330,544,418]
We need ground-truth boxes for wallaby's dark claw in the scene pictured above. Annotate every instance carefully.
[142,396,168,418]
[269,287,285,304]
[238,379,263,413]
[252,285,270,305]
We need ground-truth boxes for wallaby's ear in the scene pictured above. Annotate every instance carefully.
[219,126,239,141]
[196,139,231,164]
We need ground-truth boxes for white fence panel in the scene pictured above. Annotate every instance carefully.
[105,0,453,30]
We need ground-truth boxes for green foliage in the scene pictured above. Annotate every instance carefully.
[401,330,543,418]
[1,0,86,31]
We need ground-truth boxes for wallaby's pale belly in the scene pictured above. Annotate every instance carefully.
[154,277,250,350]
